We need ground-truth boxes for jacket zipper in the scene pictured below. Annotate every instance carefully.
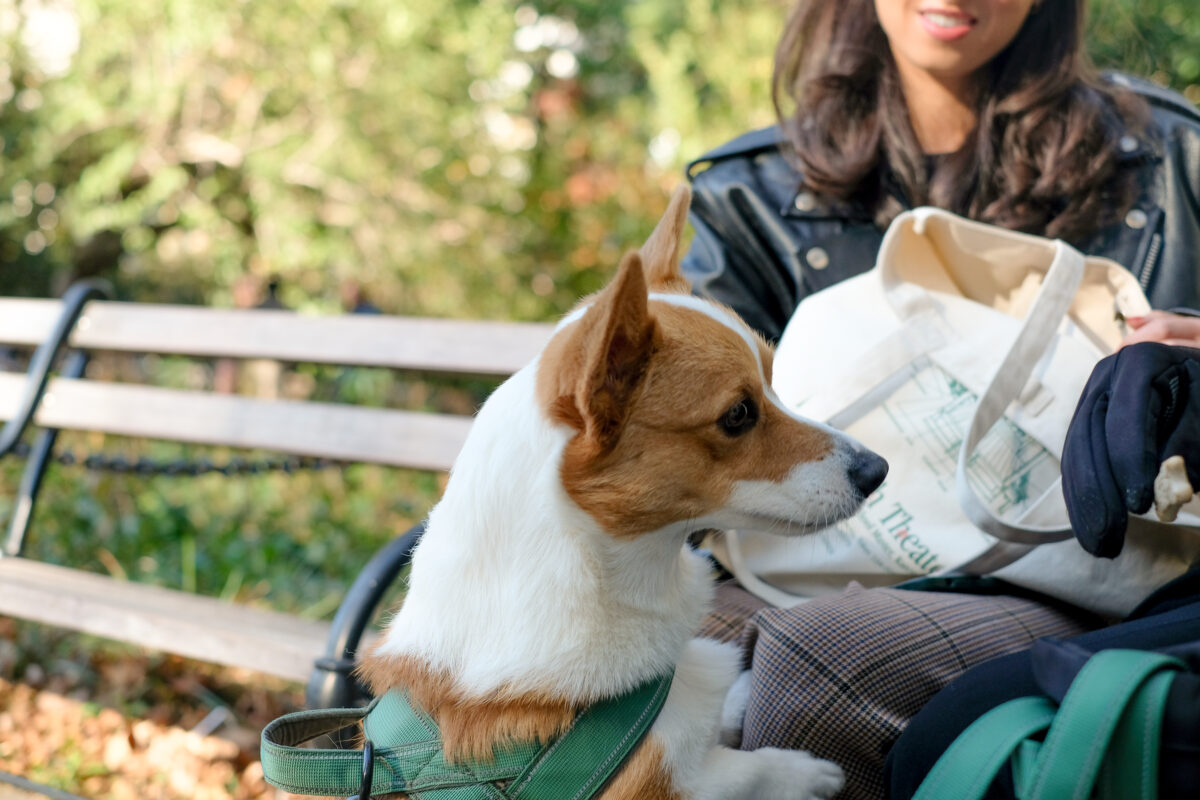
[1138,230,1162,292]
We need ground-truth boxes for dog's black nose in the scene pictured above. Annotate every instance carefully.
[849,450,888,497]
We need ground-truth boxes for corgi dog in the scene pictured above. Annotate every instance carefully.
[359,185,888,799]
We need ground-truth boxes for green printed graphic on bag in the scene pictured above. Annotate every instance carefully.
[807,362,1059,576]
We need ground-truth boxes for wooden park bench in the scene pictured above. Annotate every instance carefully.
[0,280,553,707]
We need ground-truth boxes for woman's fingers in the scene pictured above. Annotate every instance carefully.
[1120,312,1200,348]
[1125,310,1171,329]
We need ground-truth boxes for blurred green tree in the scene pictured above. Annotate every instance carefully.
[0,0,1194,319]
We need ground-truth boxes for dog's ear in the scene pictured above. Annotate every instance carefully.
[639,184,692,292]
[575,251,656,451]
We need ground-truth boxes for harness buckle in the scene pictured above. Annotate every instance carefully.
[347,739,373,800]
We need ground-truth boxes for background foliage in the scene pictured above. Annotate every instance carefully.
[1,0,1199,623]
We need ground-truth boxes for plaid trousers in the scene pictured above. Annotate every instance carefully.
[698,581,1097,800]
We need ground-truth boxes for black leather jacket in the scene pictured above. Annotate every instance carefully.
[682,74,1200,343]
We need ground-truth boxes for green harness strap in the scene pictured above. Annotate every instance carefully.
[260,671,674,799]
[912,649,1182,800]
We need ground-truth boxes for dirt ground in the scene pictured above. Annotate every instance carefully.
[0,678,312,799]
[0,619,322,800]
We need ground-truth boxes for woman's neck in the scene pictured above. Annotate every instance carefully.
[895,62,979,155]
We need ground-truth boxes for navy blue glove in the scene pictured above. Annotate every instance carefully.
[1062,342,1200,558]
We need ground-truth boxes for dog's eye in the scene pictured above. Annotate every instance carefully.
[718,397,758,437]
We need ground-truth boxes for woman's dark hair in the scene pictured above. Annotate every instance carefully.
[773,0,1147,242]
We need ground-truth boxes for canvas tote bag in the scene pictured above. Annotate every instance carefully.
[708,207,1200,618]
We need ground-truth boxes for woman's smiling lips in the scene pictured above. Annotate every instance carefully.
[918,7,977,41]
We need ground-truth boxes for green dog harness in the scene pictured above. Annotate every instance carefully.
[261,671,674,799]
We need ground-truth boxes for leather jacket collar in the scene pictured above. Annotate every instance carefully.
[682,73,1200,342]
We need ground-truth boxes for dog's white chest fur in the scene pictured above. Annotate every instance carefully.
[376,362,713,702]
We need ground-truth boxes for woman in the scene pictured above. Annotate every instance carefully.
[682,1,1200,798]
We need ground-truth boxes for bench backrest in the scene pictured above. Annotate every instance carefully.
[0,298,555,471]
[0,294,556,683]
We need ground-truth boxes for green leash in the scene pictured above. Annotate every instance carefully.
[913,649,1182,800]
[261,671,674,799]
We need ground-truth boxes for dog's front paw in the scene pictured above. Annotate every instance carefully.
[753,748,844,799]
[793,752,844,799]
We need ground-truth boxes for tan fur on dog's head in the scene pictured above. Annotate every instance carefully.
[536,185,837,539]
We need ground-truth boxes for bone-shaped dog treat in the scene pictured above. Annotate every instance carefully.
[1154,456,1194,522]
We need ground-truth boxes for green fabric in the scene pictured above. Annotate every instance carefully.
[912,649,1181,800]
[260,671,674,799]
[1023,650,1179,800]
[911,697,1055,800]
[507,669,673,800]
[1097,669,1174,800]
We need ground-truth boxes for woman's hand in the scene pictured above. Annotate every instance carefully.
[1121,310,1200,348]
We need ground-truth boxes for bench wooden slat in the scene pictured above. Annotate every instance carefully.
[0,373,474,470]
[0,299,552,376]
[0,296,505,682]
[0,557,331,682]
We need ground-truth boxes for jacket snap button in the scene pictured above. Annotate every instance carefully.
[1125,208,1148,229]
[806,246,830,270]
[1119,135,1139,153]
[794,191,816,212]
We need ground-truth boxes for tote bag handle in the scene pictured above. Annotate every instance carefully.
[953,239,1083,546]
[883,237,1086,554]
